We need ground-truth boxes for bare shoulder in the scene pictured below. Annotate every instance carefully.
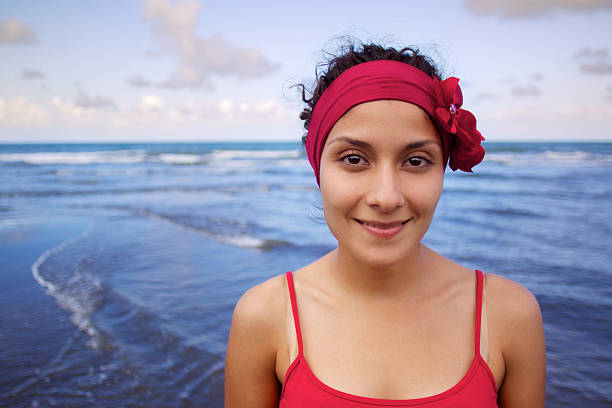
[231,274,287,335]
[484,273,543,328]
[483,273,546,406]
[225,274,287,407]
[484,274,546,406]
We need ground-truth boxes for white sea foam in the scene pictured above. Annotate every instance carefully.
[486,151,612,167]
[158,153,204,165]
[274,158,310,167]
[0,150,147,165]
[209,159,263,168]
[177,222,279,250]
[31,224,103,348]
[115,206,285,250]
[208,149,301,161]
[542,150,611,165]
[205,158,308,174]
[219,234,267,249]
[0,148,305,167]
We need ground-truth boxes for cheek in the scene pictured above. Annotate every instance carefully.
[320,169,353,212]
[402,171,444,213]
[319,165,362,228]
[416,176,444,212]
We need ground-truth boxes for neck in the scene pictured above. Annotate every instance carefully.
[327,242,436,303]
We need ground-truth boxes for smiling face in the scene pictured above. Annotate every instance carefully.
[319,100,445,269]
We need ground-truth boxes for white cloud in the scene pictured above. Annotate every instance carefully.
[0,97,50,125]
[140,94,164,110]
[218,98,233,115]
[111,95,206,126]
[49,92,117,123]
[52,97,96,122]
[0,18,38,44]
[106,95,295,129]
[212,98,291,120]
[254,99,281,115]
[464,0,612,17]
[238,102,250,113]
[486,106,541,121]
[142,0,279,89]
[556,103,612,118]
[0,93,293,130]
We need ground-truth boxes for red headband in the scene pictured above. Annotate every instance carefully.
[305,60,485,185]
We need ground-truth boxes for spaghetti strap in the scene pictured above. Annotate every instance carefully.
[474,269,484,356]
[280,268,499,406]
[285,271,303,355]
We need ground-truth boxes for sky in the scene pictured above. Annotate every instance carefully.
[1,0,611,143]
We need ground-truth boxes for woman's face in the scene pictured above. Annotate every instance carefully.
[319,100,444,269]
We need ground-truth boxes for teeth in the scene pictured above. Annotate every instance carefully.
[364,222,398,229]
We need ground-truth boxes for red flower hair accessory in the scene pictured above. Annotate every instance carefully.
[306,60,485,185]
[433,77,485,172]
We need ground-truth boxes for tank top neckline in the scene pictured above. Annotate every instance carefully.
[282,269,497,405]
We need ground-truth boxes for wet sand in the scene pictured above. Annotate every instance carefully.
[0,217,91,404]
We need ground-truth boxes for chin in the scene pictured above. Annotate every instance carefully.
[347,243,417,270]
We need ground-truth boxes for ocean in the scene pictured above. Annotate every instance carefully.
[0,141,610,407]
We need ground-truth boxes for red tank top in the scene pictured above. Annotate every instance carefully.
[280,270,498,407]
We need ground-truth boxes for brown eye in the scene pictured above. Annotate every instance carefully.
[405,156,430,167]
[342,154,366,166]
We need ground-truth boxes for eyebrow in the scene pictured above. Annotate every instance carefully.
[327,136,438,151]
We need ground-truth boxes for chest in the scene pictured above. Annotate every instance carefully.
[294,299,477,399]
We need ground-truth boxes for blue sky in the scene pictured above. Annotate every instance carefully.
[1,0,611,142]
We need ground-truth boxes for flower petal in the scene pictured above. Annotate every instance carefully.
[434,76,484,172]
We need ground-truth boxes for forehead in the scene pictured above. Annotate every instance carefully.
[326,100,440,147]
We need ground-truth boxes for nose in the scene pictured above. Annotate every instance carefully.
[364,164,405,212]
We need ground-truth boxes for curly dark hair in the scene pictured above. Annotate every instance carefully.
[297,42,442,145]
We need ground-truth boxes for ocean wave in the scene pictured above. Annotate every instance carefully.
[208,149,302,161]
[0,181,314,198]
[216,235,290,249]
[26,226,225,403]
[111,206,293,250]
[486,151,612,167]
[0,150,147,165]
[31,224,105,348]
[0,187,199,198]
[0,149,305,167]
[157,153,205,165]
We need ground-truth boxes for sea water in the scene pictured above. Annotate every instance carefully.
[0,142,610,407]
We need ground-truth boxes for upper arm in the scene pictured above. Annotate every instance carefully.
[225,276,285,408]
[487,274,546,408]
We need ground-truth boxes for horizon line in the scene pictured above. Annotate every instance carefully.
[1,139,611,145]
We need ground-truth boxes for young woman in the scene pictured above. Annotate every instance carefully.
[225,43,546,407]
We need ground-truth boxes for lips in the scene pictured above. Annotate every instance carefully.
[355,218,411,238]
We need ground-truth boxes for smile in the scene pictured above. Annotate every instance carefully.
[355,218,411,239]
